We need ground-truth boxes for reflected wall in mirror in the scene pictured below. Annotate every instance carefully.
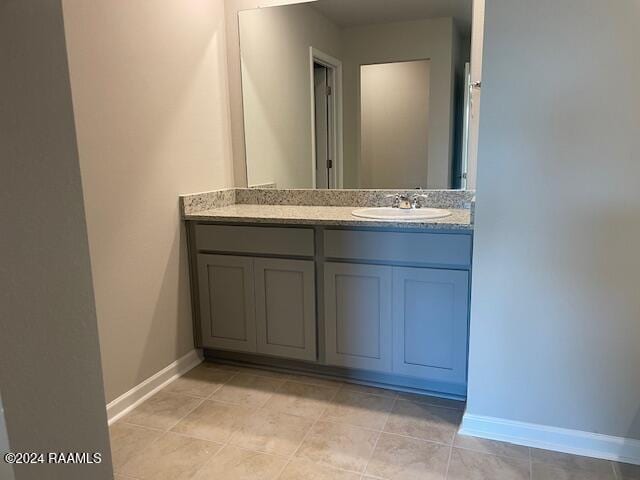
[239,0,473,190]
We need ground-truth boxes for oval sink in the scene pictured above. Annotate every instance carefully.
[351,207,451,220]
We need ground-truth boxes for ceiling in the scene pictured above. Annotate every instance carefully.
[310,0,472,33]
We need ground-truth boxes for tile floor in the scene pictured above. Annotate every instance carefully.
[110,361,634,480]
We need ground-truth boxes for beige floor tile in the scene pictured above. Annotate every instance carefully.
[123,391,203,430]
[295,420,379,473]
[286,372,345,389]
[192,445,287,480]
[229,365,292,380]
[278,458,361,480]
[454,434,530,460]
[396,392,465,410]
[383,400,461,445]
[198,360,239,373]
[228,409,313,456]
[364,432,449,480]
[264,381,338,419]
[210,373,284,407]
[321,390,394,430]
[341,382,398,399]
[109,423,162,471]
[118,431,222,480]
[448,448,530,480]
[163,365,235,398]
[531,448,614,476]
[170,400,252,443]
[615,462,640,479]
[532,461,615,479]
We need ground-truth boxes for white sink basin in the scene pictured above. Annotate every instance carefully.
[351,207,451,221]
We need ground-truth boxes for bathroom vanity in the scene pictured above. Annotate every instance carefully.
[182,189,473,398]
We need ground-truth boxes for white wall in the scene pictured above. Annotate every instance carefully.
[468,0,640,447]
[342,17,457,188]
[360,60,430,188]
[240,3,342,188]
[0,1,112,478]
[62,0,235,402]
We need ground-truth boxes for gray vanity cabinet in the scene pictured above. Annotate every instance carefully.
[254,258,316,361]
[392,267,469,385]
[189,221,472,397]
[197,254,257,353]
[192,224,316,358]
[324,262,393,372]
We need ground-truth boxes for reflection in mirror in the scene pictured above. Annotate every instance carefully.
[239,0,473,190]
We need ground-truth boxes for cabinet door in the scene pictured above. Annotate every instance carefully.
[324,262,392,372]
[392,267,469,385]
[254,258,316,361]
[197,254,256,352]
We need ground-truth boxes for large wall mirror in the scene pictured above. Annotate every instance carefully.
[239,0,474,190]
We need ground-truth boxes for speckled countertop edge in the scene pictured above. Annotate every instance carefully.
[179,188,474,231]
[183,204,472,231]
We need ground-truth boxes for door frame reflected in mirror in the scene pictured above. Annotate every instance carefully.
[309,46,343,189]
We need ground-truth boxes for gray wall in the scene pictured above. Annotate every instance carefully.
[468,0,640,439]
[0,1,113,479]
[62,0,235,403]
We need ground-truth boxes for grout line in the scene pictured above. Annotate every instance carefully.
[370,429,455,448]
[155,389,213,401]
[164,397,207,432]
[444,443,454,479]
[116,421,166,433]
[273,387,339,480]
[359,394,397,479]
[450,443,534,461]
[204,371,239,400]
[156,429,225,445]
[361,428,383,478]
[274,458,293,480]
[611,460,619,480]
[289,382,342,457]
[201,396,264,409]
[177,367,291,480]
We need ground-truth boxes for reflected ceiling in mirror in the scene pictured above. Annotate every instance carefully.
[239,0,472,190]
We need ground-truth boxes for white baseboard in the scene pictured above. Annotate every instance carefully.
[460,413,640,465]
[106,349,203,425]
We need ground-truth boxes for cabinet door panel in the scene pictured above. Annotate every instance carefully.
[198,254,256,352]
[392,267,469,385]
[255,258,316,361]
[324,262,392,372]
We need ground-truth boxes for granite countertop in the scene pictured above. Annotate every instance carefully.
[184,204,472,231]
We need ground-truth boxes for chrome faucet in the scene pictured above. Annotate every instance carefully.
[386,193,429,210]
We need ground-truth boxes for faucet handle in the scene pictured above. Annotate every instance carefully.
[385,194,400,208]
[410,193,429,208]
